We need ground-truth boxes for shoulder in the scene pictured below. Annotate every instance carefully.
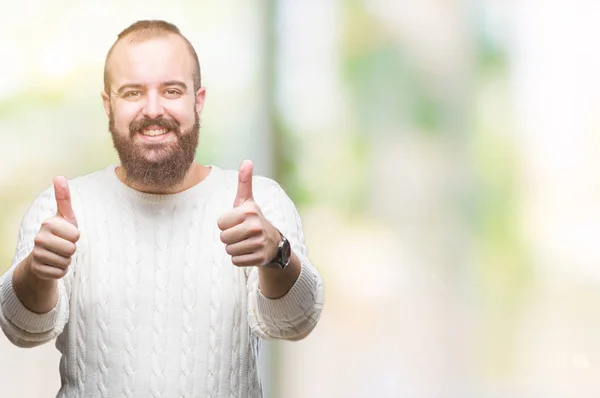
[66,166,115,193]
[26,166,114,217]
[211,165,289,205]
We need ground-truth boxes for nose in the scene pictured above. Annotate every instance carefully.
[142,90,164,119]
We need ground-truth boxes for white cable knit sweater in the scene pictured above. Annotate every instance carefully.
[0,164,324,397]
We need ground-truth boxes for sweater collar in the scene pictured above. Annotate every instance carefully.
[103,164,221,206]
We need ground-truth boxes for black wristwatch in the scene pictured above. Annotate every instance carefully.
[264,234,291,269]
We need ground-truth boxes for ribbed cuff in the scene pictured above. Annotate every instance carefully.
[0,267,65,334]
[256,260,319,321]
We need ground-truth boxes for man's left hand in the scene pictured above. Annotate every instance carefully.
[217,160,281,267]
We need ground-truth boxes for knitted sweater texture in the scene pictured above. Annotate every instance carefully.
[0,165,324,397]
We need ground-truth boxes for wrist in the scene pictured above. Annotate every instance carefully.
[262,231,291,270]
[258,252,301,299]
[13,255,59,314]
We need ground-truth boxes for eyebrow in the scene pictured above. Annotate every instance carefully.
[116,83,143,95]
[116,81,189,95]
[162,81,188,91]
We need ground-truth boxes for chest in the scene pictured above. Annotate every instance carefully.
[71,198,248,333]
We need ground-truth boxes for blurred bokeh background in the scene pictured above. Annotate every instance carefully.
[2,0,600,397]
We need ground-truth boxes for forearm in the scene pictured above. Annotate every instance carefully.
[249,255,324,341]
[0,261,69,345]
[12,254,59,314]
[258,252,302,299]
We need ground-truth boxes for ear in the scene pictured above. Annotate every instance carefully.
[101,90,111,116]
[195,87,206,114]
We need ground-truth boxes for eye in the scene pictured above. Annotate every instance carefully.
[124,91,141,98]
[164,88,182,97]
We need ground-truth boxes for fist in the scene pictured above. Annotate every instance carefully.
[30,176,80,280]
[217,160,280,267]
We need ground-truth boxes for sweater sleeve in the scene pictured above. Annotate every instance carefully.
[0,186,71,348]
[247,178,324,341]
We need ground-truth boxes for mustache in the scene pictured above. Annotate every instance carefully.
[129,117,180,136]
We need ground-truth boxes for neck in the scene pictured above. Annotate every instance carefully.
[115,162,210,194]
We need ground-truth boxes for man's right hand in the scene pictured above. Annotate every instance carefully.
[12,176,80,314]
[28,176,80,280]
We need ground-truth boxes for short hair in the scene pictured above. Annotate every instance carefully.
[103,20,201,95]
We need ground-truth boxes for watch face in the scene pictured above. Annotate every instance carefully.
[282,238,291,264]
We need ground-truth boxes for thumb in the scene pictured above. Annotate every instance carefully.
[54,176,78,227]
[234,159,254,207]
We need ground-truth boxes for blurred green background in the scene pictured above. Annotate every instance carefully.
[2,0,600,397]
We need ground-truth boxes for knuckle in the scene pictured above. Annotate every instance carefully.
[217,214,228,230]
[33,265,50,279]
[66,243,77,257]
[46,269,64,280]
[243,203,258,216]
[30,261,40,274]
[253,235,266,249]
[31,247,43,262]
[33,234,45,247]
[250,221,262,235]
[53,267,67,279]
[258,254,267,265]
[260,233,269,245]
[41,218,54,229]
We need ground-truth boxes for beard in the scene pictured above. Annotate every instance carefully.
[109,109,200,190]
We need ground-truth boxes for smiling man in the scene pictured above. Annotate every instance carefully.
[0,20,324,397]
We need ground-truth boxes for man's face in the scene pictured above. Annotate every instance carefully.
[102,34,205,189]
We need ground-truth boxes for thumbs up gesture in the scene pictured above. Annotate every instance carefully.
[217,160,280,267]
[29,176,80,280]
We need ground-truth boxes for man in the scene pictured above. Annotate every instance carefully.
[0,20,324,397]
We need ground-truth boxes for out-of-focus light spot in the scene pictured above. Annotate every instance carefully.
[571,352,590,369]
[0,42,26,97]
[40,43,73,81]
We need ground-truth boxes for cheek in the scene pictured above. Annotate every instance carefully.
[165,101,196,127]
[112,103,141,129]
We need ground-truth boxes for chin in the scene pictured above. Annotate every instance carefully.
[139,146,177,161]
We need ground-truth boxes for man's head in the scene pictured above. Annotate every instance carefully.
[102,20,205,190]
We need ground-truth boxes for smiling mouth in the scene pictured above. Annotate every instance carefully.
[139,128,169,137]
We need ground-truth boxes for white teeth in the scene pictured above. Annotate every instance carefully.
[141,129,168,136]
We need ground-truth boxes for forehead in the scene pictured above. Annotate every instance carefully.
[107,34,195,89]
